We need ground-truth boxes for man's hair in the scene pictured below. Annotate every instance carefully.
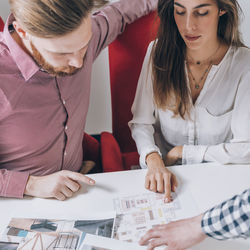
[9,0,108,38]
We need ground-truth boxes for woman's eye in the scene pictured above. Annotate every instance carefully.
[175,10,185,16]
[196,10,209,16]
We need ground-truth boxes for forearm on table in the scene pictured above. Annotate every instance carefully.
[182,144,208,165]
[0,169,29,198]
[201,188,250,240]
[204,142,250,164]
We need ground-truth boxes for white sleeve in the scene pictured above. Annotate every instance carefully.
[128,42,161,168]
[184,71,250,165]
[182,145,208,165]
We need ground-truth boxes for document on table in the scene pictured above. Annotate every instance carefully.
[0,217,146,250]
[0,188,197,249]
[113,188,198,243]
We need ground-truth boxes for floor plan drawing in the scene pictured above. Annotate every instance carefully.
[113,191,196,243]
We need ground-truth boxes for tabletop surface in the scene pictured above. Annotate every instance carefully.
[1,162,250,249]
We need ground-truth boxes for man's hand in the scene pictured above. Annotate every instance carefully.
[24,170,95,200]
[145,152,178,203]
[139,214,207,250]
[165,146,183,166]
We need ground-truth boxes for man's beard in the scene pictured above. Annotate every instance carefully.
[30,41,80,77]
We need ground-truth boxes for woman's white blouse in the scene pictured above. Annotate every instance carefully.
[129,42,250,168]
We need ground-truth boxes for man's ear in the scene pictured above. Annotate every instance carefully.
[219,9,226,17]
[12,21,30,40]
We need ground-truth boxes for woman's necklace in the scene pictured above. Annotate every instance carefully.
[186,61,212,89]
[186,44,221,89]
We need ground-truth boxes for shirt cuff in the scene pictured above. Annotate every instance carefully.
[139,145,162,169]
[4,171,30,198]
[182,145,208,165]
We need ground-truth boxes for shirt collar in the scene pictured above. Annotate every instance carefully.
[3,14,40,81]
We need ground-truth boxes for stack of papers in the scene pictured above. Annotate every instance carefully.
[0,190,197,249]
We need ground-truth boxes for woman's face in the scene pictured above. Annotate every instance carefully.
[173,0,225,50]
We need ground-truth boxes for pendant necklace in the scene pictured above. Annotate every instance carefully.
[186,44,221,89]
[186,61,212,89]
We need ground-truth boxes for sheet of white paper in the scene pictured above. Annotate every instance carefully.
[112,188,198,243]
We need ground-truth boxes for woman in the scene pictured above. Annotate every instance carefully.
[129,0,250,202]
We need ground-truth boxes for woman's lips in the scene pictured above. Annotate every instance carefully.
[185,35,201,41]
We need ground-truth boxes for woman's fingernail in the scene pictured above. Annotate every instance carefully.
[89,180,95,184]
[164,198,169,203]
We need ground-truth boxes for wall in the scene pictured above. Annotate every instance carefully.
[0,0,10,22]
[1,0,250,134]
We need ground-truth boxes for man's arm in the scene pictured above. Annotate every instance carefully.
[140,188,250,250]
[202,188,250,240]
[0,169,29,198]
[24,170,95,200]
[139,214,206,250]
[0,168,96,199]
[91,0,157,60]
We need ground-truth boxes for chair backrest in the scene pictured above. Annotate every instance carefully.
[0,17,4,32]
[108,11,158,153]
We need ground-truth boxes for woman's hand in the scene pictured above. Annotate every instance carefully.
[165,146,183,166]
[145,152,178,202]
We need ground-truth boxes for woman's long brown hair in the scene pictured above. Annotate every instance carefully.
[152,0,244,118]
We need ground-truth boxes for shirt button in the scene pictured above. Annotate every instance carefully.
[64,151,67,156]
[65,125,68,130]
[62,100,66,105]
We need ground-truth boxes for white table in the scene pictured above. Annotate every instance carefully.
[1,162,250,249]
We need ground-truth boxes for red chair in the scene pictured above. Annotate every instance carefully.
[82,133,101,173]
[101,12,158,172]
[0,17,4,31]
